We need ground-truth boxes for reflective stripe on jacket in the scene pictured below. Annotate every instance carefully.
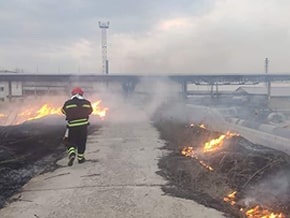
[67,118,89,127]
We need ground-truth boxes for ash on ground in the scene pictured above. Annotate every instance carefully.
[0,119,100,209]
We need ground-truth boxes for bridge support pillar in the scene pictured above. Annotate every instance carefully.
[122,80,136,96]
[210,84,214,98]
[267,80,271,101]
[181,81,187,99]
[8,81,12,102]
[216,83,219,96]
[210,83,219,98]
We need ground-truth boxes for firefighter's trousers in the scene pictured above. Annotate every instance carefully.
[67,125,88,156]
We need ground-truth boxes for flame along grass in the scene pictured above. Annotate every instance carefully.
[182,124,285,217]
[242,205,285,218]
[181,125,239,172]
[0,100,108,125]
[203,131,239,152]
[223,191,237,206]
[224,191,286,218]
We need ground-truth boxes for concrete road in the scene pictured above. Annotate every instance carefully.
[0,115,225,218]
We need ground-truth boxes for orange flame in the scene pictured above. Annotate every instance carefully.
[0,100,108,125]
[18,104,61,121]
[223,191,237,206]
[224,191,286,218]
[243,205,285,218]
[181,146,196,158]
[199,160,214,171]
[91,100,108,120]
[181,146,214,171]
[181,130,239,172]
[190,123,207,129]
[204,131,239,153]
[200,124,206,129]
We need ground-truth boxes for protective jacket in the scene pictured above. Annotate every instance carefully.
[62,94,93,127]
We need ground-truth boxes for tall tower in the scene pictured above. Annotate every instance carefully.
[98,21,110,74]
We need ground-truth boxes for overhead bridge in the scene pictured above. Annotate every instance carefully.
[1,72,290,82]
[1,72,290,99]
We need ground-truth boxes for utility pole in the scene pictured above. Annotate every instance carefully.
[265,57,271,101]
[98,21,110,74]
[265,57,269,74]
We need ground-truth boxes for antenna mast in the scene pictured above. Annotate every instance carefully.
[265,57,269,74]
[98,21,110,74]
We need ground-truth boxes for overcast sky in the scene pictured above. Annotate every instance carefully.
[0,0,290,74]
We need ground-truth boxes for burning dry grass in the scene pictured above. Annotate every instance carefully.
[154,118,290,218]
[0,98,108,126]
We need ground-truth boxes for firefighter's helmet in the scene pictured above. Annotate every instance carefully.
[71,87,84,95]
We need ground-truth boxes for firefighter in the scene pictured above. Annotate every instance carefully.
[62,87,93,166]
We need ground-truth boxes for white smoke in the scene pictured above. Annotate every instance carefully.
[241,169,290,207]
[87,78,181,123]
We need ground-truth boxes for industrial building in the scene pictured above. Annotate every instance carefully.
[0,71,139,102]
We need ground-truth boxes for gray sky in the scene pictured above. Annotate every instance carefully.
[0,0,290,74]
